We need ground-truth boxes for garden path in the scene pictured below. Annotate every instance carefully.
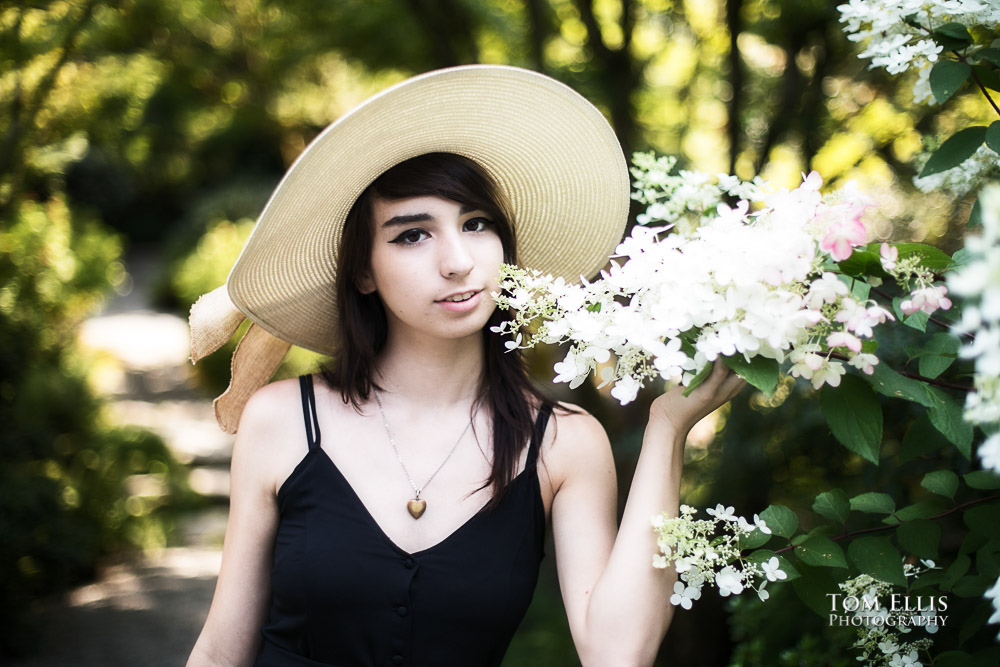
[11,247,229,667]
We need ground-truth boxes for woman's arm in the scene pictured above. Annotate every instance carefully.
[187,382,302,666]
[549,362,746,666]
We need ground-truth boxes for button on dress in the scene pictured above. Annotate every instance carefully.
[254,375,550,667]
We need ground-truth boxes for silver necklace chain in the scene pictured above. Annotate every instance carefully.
[373,391,476,500]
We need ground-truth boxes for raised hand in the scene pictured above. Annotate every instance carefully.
[649,361,747,434]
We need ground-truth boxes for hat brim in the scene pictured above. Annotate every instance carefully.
[227,65,629,356]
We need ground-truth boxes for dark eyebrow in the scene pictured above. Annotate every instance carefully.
[380,205,481,228]
[381,213,432,229]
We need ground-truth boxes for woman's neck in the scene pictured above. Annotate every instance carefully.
[375,330,484,409]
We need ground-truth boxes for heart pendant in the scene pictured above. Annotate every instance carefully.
[407,499,427,519]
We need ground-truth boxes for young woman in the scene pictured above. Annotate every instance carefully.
[186,67,745,667]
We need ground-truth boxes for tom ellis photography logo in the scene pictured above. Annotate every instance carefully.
[827,592,949,630]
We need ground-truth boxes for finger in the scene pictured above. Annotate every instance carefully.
[721,373,748,399]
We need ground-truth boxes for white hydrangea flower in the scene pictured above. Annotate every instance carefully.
[762,557,787,582]
[716,566,745,597]
[669,581,702,609]
[493,159,947,406]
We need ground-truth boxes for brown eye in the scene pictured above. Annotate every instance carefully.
[390,228,429,245]
[463,217,492,232]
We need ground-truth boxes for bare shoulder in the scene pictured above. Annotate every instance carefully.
[233,376,310,497]
[541,401,614,492]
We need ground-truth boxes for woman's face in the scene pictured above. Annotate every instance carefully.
[363,195,504,343]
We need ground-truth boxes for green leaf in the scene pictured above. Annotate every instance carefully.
[935,651,974,667]
[739,528,772,550]
[968,198,983,227]
[917,333,961,379]
[866,363,936,406]
[892,295,931,331]
[682,360,713,397]
[897,519,941,559]
[919,126,988,178]
[925,387,974,458]
[910,569,947,591]
[974,47,1000,67]
[885,498,948,524]
[795,536,847,568]
[900,414,949,462]
[964,470,1000,489]
[988,121,1000,154]
[748,549,800,581]
[789,563,838,616]
[973,64,1000,93]
[964,502,1000,540]
[850,278,870,302]
[951,247,973,269]
[944,554,972,590]
[922,470,960,498]
[821,375,883,464]
[850,492,896,515]
[954,574,993,598]
[977,545,999,579]
[930,59,972,103]
[893,242,954,272]
[848,536,906,586]
[960,600,992,646]
[932,22,973,50]
[722,354,779,396]
[961,530,989,556]
[813,489,850,523]
[760,505,798,539]
[837,247,882,277]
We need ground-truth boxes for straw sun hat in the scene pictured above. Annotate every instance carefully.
[189,64,630,433]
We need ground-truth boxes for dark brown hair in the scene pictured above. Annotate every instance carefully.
[320,152,556,508]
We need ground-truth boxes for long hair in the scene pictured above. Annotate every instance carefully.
[320,152,557,508]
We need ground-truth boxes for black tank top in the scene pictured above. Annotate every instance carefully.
[254,375,551,667]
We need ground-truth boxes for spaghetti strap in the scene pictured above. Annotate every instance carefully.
[525,403,552,470]
[299,374,321,451]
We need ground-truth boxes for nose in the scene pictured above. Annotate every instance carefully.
[438,229,475,278]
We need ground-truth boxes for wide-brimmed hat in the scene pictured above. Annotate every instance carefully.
[190,64,629,432]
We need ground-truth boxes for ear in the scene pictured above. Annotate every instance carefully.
[356,272,376,295]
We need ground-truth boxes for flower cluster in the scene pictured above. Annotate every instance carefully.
[948,183,1000,639]
[913,144,1000,199]
[948,184,1000,470]
[840,563,940,667]
[493,157,950,405]
[838,0,1000,78]
[650,504,782,609]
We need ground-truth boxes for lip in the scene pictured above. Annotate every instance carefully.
[436,289,483,313]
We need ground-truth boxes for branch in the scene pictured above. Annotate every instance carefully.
[909,19,1000,117]
[774,493,1000,555]
[868,284,975,341]
[828,350,973,392]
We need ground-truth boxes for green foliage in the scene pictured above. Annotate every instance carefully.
[723,355,780,396]
[919,126,988,177]
[813,489,850,524]
[0,198,189,656]
[931,60,972,104]
[821,375,883,464]
[760,504,798,538]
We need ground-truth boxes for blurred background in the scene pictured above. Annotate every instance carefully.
[1,0,991,665]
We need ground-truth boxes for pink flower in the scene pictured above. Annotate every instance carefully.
[820,209,867,261]
[848,353,879,375]
[880,243,898,271]
[901,285,953,316]
[827,331,863,353]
